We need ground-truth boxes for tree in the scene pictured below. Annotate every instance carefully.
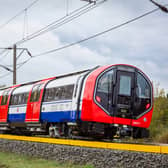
[159,88,165,97]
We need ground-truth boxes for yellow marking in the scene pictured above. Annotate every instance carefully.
[128,144,161,153]
[161,146,168,154]
[0,134,167,154]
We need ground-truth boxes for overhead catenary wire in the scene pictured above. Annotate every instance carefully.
[15,0,106,45]
[9,5,165,73]
[0,50,10,61]
[0,3,167,79]
[0,0,97,53]
[32,6,163,58]
[0,0,40,30]
[0,49,8,56]
[16,58,32,70]
[0,0,106,74]
[0,0,40,58]
[0,0,104,63]
[2,58,30,68]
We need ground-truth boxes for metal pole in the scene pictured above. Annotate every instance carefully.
[13,44,17,85]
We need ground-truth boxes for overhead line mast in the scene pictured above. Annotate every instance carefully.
[0,46,32,84]
[0,0,104,82]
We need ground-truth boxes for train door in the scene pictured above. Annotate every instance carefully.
[25,79,54,123]
[113,70,135,125]
[25,84,43,122]
[0,88,12,123]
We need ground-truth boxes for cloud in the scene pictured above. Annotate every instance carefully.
[0,0,167,93]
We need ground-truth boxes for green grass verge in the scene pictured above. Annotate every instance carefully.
[0,151,94,168]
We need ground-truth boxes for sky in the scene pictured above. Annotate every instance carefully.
[0,0,167,94]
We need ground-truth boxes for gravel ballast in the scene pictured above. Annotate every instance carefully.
[0,139,168,168]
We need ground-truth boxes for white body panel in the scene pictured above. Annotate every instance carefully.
[41,100,73,113]
[43,72,87,114]
[9,105,27,114]
[0,90,4,96]
[46,74,81,89]
[12,84,33,94]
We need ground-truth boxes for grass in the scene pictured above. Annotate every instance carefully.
[0,151,94,168]
[153,129,168,144]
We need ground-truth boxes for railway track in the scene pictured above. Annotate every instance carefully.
[0,134,168,154]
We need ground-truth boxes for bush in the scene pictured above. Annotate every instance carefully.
[149,96,168,143]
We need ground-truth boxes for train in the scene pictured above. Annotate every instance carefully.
[0,64,153,139]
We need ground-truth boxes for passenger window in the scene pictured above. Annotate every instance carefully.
[30,84,42,102]
[10,95,16,105]
[65,85,74,99]
[1,90,10,105]
[95,70,113,111]
[43,85,74,102]
[23,93,29,104]
[54,88,60,101]
[10,92,29,105]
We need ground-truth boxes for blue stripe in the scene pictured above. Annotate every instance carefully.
[8,113,26,122]
[40,111,77,123]
[8,110,77,123]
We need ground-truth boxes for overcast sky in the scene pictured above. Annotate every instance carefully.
[0,0,167,94]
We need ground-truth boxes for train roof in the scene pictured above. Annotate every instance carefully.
[0,66,99,92]
[12,84,34,94]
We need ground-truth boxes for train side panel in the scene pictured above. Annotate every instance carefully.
[40,74,83,123]
[8,84,33,122]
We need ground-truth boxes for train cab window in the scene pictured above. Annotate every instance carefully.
[1,90,10,105]
[134,72,151,117]
[119,75,131,96]
[95,70,113,111]
[30,84,42,102]
[136,73,150,99]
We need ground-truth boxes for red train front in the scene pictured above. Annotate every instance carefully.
[80,64,153,138]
